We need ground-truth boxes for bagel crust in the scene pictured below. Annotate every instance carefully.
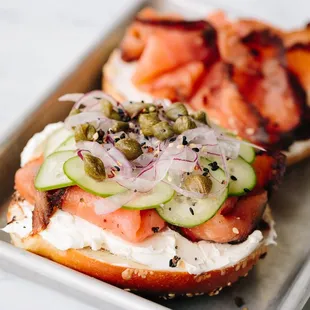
[102,50,310,166]
[8,201,268,296]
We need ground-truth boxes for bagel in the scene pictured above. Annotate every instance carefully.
[6,198,272,296]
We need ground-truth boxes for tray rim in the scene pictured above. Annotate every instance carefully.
[0,0,309,310]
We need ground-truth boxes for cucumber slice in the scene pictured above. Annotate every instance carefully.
[199,157,226,194]
[63,156,126,197]
[44,127,73,157]
[239,143,255,163]
[227,157,256,196]
[157,189,228,228]
[123,182,175,210]
[35,151,75,191]
[56,135,76,152]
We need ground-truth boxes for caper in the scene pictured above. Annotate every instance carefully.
[165,103,188,121]
[138,112,160,136]
[183,174,212,194]
[69,108,81,116]
[115,138,143,160]
[125,102,156,118]
[191,111,207,124]
[111,120,129,133]
[100,99,121,120]
[83,153,106,182]
[152,121,174,141]
[173,116,197,134]
[74,124,97,142]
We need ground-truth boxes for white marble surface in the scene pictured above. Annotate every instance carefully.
[0,0,310,309]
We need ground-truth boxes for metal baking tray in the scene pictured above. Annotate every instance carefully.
[0,0,310,309]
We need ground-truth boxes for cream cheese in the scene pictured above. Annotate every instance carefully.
[106,50,153,102]
[20,122,64,166]
[3,201,275,274]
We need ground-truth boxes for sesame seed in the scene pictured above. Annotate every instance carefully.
[152,227,159,233]
[208,161,219,171]
[192,148,199,152]
[92,132,99,140]
[169,256,181,268]
[234,296,245,308]
[182,136,188,145]
[230,175,237,181]
[189,207,194,215]
[228,117,235,126]
[233,227,239,234]
[244,188,250,193]
[169,137,176,142]
[120,133,126,139]
[246,128,255,135]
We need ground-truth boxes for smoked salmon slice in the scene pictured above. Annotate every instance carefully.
[118,8,309,149]
[15,158,165,243]
[120,7,183,62]
[182,191,268,243]
[189,61,270,144]
[138,61,204,101]
[287,43,310,108]
[252,152,286,193]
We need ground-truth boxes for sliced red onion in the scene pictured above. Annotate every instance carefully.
[163,180,204,199]
[182,128,218,146]
[94,191,136,215]
[58,93,84,102]
[107,147,132,178]
[73,90,118,111]
[155,98,172,109]
[220,134,266,152]
[170,147,198,172]
[133,153,155,168]
[65,111,109,129]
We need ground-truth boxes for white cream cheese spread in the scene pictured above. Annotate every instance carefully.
[105,50,154,102]
[3,200,275,274]
[20,122,64,167]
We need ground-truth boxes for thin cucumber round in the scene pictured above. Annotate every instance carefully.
[239,143,255,163]
[56,135,76,152]
[35,151,76,191]
[227,157,256,196]
[44,127,73,157]
[157,189,228,228]
[203,155,256,196]
[63,156,126,197]
[123,182,175,210]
